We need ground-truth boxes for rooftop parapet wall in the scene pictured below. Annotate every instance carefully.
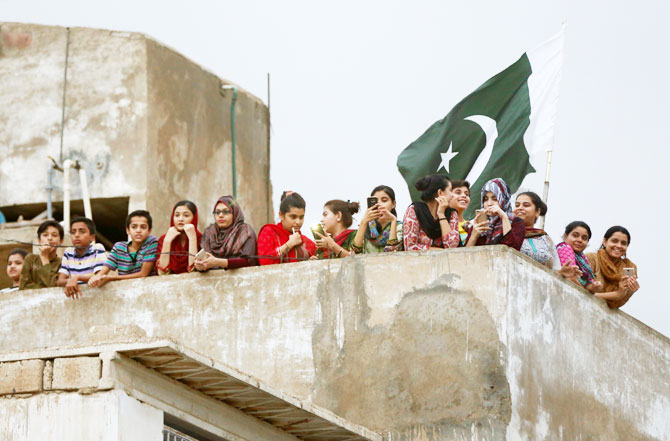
[1,248,668,440]
[0,22,272,233]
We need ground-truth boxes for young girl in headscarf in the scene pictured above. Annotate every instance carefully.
[195,196,258,271]
[156,200,203,275]
[257,191,316,265]
[465,178,525,250]
[351,185,403,254]
[555,221,602,293]
[314,200,360,258]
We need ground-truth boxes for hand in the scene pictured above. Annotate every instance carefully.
[485,205,505,218]
[194,252,214,271]
[377,205,396,222]
[64,277,81,299]
[471,220,490,237]
[557,262,583,280]
[622,276,639,294]
[164,226,180,243]
[362,205,382,223]
[39,240,55,257]
[435,196,450,216]
[88,273,107,288]
[286,232,303,249]
[183,223,197,238]
[314,232,336,250]
[589,281,603,293]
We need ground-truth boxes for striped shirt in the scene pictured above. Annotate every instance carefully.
[104,236,158,276]
[59,243,107,278]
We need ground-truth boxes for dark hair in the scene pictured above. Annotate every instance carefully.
[174,200,197,216]
[415,174,451,202]
[451,180,470,191]
[517,191,547,216]
[564,221,591,239]
[279,191,306,213]
[370,185,397,217]
[7,248,28,261]
[324,200,360,228]
[126,210,153,229]
[604,225,631,244]
[37,220,64,240]
[70,216,96,235]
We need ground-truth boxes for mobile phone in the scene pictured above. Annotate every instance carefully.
[475,209,487,224]
[623,267,636,278]
[194,249,208,260]
[310,222,325,240]
[367,197,378,209]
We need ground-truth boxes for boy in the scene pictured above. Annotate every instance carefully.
[89,210,158,288]
[20,220,64,290]
[57,216,107,299]
[0,248,28,293]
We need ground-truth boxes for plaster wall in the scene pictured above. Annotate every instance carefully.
[0,22,271,235]
[0,248,668,440]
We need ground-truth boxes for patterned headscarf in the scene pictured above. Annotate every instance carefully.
[479,178,514,244]
[202,196,257,259]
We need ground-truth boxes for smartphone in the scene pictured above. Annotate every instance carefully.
[310,222,325,240]
[194,249,208,260]
[623,267,636,278]
[367,197,378,209]
[475,209,487,224]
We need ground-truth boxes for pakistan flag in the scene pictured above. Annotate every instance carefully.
[398,27,565,218]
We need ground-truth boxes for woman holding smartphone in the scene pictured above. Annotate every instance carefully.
[195,195,258,271]
[351,185,403,253]
[586,226,639,308]
[257,191,316,265]
[465,178,524,250]
[314,199,360,258]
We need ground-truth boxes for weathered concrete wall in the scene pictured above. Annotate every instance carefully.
[0,22,271,235]
[1,248,668,440]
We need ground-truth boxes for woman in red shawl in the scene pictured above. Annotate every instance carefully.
[156,200,203,274]
[314,199,360,258]
[195,196,258,271]
[257,191,316,265]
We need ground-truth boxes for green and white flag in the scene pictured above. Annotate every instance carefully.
[397,27,565,217]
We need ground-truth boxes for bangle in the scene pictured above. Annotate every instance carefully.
[336,248,343,258]
[351,243,363,253]
[438,217,448,221]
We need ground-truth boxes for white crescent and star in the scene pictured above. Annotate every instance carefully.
[436,115,499,183]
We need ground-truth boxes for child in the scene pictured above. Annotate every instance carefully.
[0,248,28,293]
[57,216,107,299]
[20,220,64,290]
[88,210,158,288]
[314,199,360,259]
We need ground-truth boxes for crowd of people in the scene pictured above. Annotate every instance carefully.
[0,174,639,308]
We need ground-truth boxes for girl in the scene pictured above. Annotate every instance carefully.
[0,248,27,293]
[513,191,580,279]
[586,226,639,308]
[465,178,524,250]
[315,200,360,258]
[156,200,202,274]
[257,191,316,265]
[449,180,471,246]
[351,185,403,254]
[403,174,459,251]
[555,221,602,293]
[195,196,257,271]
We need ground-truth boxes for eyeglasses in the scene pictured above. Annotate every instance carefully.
[213,209,232,216]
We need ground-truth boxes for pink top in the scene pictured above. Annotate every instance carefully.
[403,206,460,251]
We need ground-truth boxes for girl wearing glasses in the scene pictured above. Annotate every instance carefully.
[195,195,258,271]
[156,200,203,274]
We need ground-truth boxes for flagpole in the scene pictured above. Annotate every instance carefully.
[539,149,552,229]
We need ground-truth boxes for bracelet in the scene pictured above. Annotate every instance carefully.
[438,217,448,221]
[386,238,400,246]
[336,248,343,258]
[351,243,363,253]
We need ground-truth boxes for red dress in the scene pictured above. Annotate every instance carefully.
[257,223,316,265]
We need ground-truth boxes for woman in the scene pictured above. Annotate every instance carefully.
[465,178,524,250]
[257,191,316,265]
[195,196,258,271]
[351,185,403,253]
[156,200,202,274]
[586,226,640,308]
[556,221,602,293]
[449,180,471,246]
[315,200,360,258]
[513,191,580,279]
[403,174,459,251]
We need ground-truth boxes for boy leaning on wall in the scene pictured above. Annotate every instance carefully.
[57,216,107,299]
[88,210,158,288]
[19,220,64,290]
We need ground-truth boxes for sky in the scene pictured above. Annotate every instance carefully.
[3,0,667,336]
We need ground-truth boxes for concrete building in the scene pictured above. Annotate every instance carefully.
[0,21,272,286]
[2,247,669,440]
